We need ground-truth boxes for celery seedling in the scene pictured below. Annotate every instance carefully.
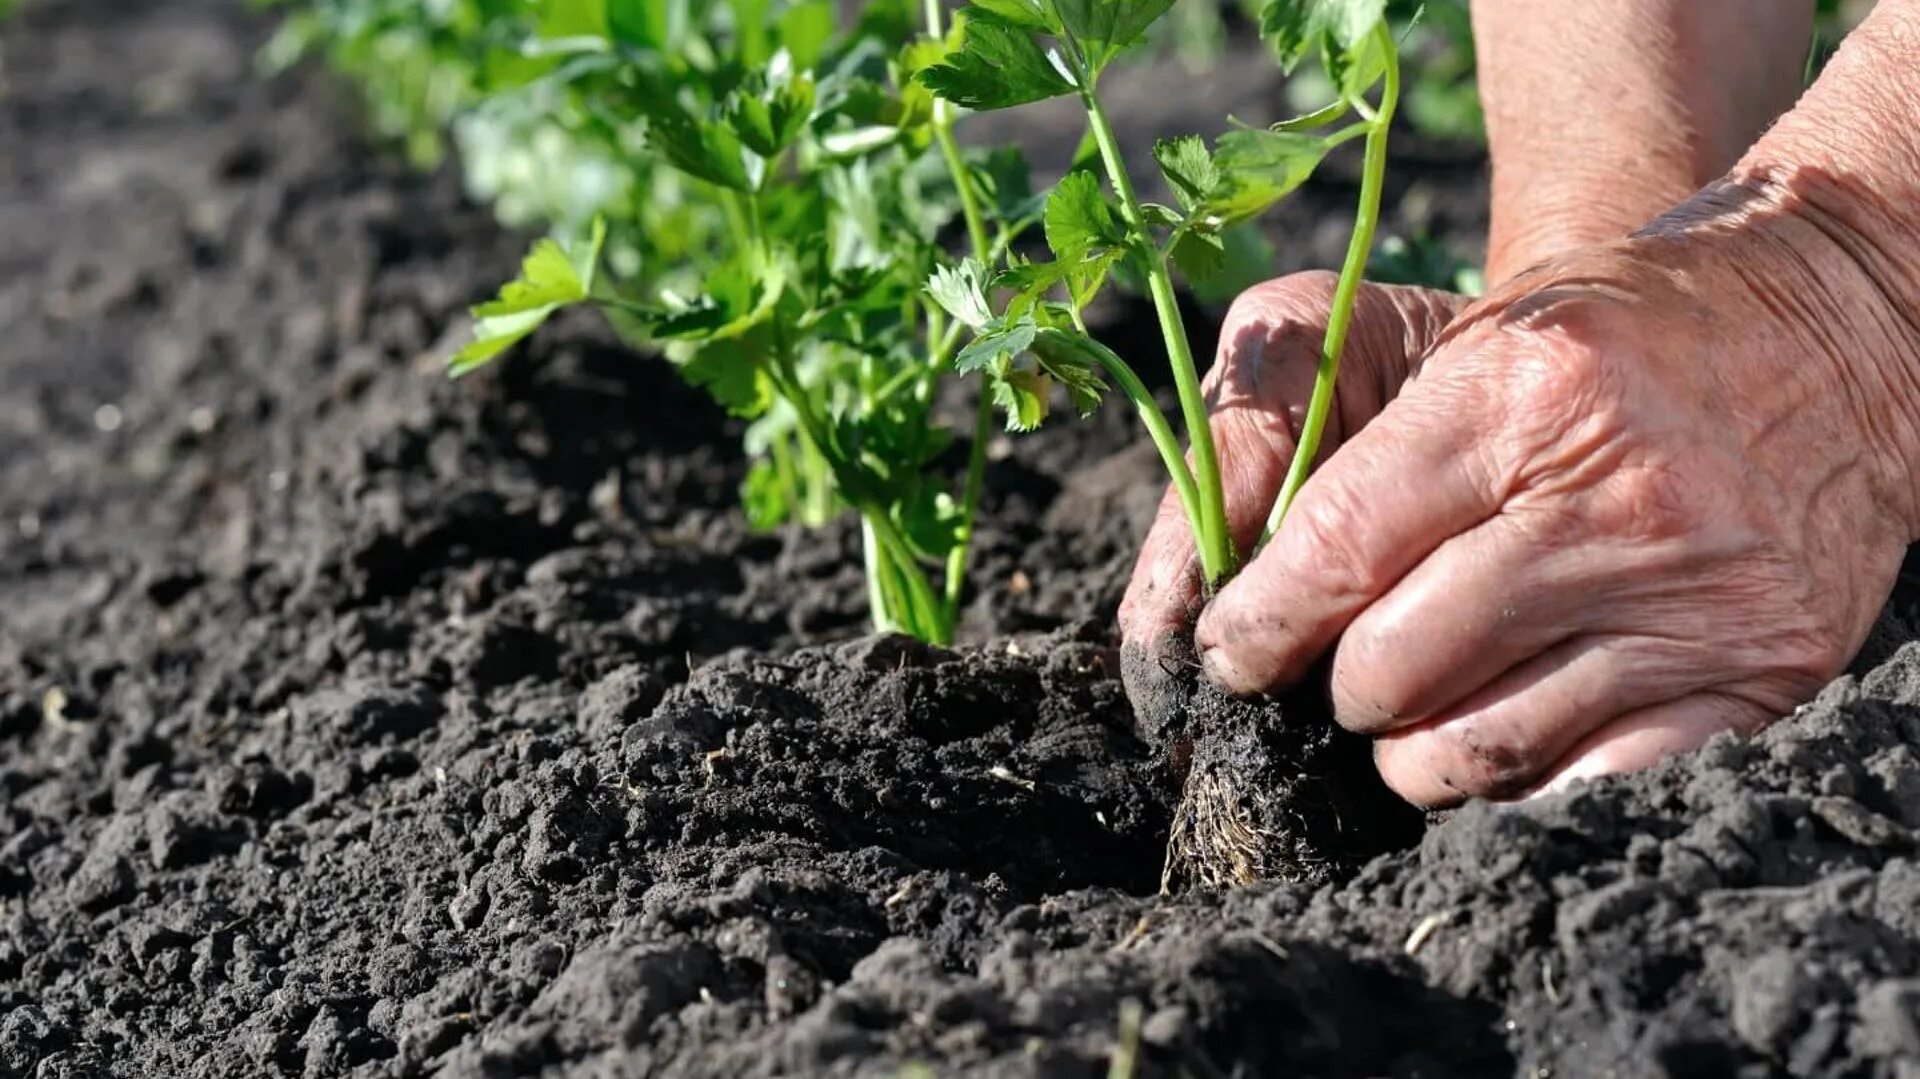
[445,0,1052,646]
[921,0,1405,888]
[921,0,1401,584]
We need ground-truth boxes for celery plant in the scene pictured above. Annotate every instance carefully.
[921,0,1403,587]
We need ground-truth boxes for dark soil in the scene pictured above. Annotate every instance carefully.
[7,2,1920,1078]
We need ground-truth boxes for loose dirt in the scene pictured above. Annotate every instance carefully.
[7,3,1920,1077]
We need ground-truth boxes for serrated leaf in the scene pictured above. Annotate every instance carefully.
[1043,170,1122,264]
[1053,0,1176,68]
[680,332,775,417]
[642,95,755,191]
[1204,128,1330,222]
[651,257,788,343]
[1154,135,1219,214]
[1169,228,1227,283]
[994,257,1072,318]
[916,14,1075,111]
[991,369,1053,431]
[927,259,994,330]
[725,63,817,158]
[1027,330,1108,416]
[1260,0,1387,74]
[954,316,1038,373]
[452,219,607,376]
[1327,18,1389,98]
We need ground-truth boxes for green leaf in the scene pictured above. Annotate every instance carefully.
[726,69,817,157]
[1154,135,1219,214]
[1043,170,1122,264]
[1204,128,1330,222]
[979,147,1040,224]
[916,13,1076,111]
[742,458,792,529]
[642,93,755,191]
[991,369,1053,431]
[1190,223,1280,305]
[651,257,788,342]
[927,259,994,330]
[1169,228,1226,283]
[1260,0,1387,74]
[680,331,775,417]
[893,486,965,559]
[538,0,610,41]
[606,0,677,49]
[954,316,1037,373]
[1027,330,1108,416]
[452,219,607,376]
[968,0,1057,33]
[1052,0,1176,68]
[776,1,836,69]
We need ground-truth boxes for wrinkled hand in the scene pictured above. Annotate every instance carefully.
[1124,179,1920,806]
[1117,275,1468,734]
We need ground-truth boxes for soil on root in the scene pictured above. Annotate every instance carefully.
[1162,681,1425,892]
[12,2,1920,1079]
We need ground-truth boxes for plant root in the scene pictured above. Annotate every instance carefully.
[1158,683,1420,893]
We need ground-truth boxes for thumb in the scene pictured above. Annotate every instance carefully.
[1120,276,1465,728]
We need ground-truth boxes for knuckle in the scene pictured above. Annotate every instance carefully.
[1224,272,1340,333]
[1484,317,1636,461]
[1594,461,1700,542]
[1211,273,1341,390]
[1291,485,1385,602]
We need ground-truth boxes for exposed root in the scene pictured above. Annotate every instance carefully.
[1157,684,1415,893]
[1162,754,1322,891]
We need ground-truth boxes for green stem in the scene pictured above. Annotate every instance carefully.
[863,519,901,635]
[1082,86,1233,586]
[768,344,946,640]
[1039,327,1205,551]
[1264,24,1400,542]
[926,0,995,632]
[945,393,994,617]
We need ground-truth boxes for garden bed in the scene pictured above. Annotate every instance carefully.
[6,2,1920,1076]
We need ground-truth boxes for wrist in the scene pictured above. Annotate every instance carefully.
[1475,0,1813,285]
[1652,171,1920,542]
[1725,4,1920,539]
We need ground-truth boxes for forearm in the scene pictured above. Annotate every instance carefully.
[1472,0,1813,283]
[1728,0,1920,539]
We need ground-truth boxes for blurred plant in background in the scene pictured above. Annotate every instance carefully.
[243,0,1876,638]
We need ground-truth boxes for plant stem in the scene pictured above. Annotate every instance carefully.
[1040,327,1204,549]
[766,329,945,639]
[1264,25,1400,542]
[1081,87,1233,586]
[862,519,901,635]
[945,393,993,615]
[925,0,995,631]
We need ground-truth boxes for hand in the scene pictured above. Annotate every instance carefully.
[1190,178,1920,806]
[1117,273,1468,731]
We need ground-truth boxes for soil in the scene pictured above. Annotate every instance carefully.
[7,2,1920,1078]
